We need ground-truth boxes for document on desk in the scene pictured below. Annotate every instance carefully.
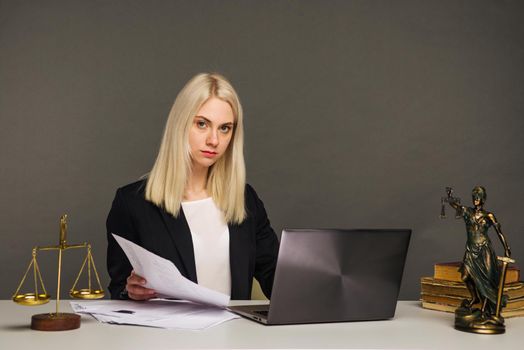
[112,233,230,308]
[71,299,239,330]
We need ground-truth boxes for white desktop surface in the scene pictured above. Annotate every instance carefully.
[1,300,523,349]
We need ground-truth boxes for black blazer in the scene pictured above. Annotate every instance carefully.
[106,180,279,300]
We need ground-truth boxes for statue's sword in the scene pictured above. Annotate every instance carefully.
[495,256,516,318]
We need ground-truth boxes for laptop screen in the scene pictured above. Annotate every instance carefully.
[266,229,411,324]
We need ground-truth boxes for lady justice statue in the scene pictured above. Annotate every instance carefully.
[441,186,514,334]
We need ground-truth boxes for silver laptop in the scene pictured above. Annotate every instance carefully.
[229,229,411,325]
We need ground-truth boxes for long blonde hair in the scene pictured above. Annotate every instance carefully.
[145,73,246,224]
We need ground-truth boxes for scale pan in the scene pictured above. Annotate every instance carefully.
[13,293,51,306]
[70,289,105,299]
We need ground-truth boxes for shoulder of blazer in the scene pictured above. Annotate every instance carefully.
[117,179,147,201]
[244,183,255,204]
[244,183,265,218]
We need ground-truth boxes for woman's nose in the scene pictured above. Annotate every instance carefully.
[206,129,219,146]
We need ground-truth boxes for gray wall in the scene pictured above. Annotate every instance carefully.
[1,0,523,300]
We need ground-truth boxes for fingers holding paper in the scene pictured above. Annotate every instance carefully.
[127,270,157,300]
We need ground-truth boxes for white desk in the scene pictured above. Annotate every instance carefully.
[1,300,522,349]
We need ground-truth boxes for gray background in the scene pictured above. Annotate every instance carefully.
[1,0,523,300]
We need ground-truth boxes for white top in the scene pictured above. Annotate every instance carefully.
[181,197,231,296]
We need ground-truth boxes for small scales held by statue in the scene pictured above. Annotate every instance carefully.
[440,186,515,334]
[12,214,105,331]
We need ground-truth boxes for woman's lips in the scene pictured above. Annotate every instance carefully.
[201,150,218,158]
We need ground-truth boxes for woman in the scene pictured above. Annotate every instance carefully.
[106,73,279,300]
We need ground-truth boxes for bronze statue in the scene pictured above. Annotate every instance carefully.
[442,186,514,334]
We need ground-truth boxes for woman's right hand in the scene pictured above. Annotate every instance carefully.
[126,270,157,300]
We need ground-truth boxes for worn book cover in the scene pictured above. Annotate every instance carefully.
[420,277,524,299]
[434,261,519,284]
[421,301,524,318]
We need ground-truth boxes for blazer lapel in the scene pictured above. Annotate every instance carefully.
[229,221,251,299]
[159,208,198,283]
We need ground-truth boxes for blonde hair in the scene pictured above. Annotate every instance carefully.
[145,73,246,224]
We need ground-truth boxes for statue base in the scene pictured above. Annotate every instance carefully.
[454,306,505,334]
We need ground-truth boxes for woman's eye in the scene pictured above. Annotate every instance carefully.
[220,125,231,133]
[196,120,207,129]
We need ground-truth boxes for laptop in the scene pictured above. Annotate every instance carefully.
[229,229,411,325]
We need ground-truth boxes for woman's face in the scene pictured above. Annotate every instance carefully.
[188,97,235,171]
[472,194,484,207]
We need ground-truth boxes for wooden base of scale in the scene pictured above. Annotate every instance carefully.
[31,313,81,331]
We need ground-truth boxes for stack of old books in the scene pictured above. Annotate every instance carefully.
[421,262,524,317]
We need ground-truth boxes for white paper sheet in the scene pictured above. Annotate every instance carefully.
[71,300,239,330]
[112,233,230,308]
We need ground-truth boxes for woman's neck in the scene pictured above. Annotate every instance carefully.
[185,165,209,201]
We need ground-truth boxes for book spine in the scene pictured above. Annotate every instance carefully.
[434,264,520,284]
[421,301,524,318]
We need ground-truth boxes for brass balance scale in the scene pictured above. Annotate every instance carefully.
[12,214,104,331]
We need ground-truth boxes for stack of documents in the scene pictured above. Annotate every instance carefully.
[71,234,239,330]
[71,299,239,330]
